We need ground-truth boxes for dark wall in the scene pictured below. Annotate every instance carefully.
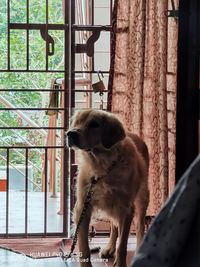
[176,0,200,180]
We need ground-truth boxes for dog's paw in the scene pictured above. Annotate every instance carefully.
[113,259,127,267]
[80,262,93,267]
[100,247,115,258]
[113,253,127,267]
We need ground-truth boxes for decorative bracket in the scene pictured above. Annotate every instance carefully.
[75,30,101,57]
[40,29,55,56]
[166,0,179,23]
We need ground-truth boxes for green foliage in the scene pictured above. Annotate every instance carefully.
[0,0,64,191]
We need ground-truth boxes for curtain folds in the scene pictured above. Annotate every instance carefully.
[108,0,179,215]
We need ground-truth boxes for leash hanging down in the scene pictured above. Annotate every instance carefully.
[60,176,100,261]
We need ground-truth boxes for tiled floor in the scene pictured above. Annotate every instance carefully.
[0,192,63,234]
[0,237,136,267]
[0,248,66,267]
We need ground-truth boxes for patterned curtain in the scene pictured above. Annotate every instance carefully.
[108,0,179,215]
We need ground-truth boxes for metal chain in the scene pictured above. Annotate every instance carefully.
[61,176,100,260]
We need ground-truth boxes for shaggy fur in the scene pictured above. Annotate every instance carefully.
[67,109,149,267]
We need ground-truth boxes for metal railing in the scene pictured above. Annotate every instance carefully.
[0,0,113,238]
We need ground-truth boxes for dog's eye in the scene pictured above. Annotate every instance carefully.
[88,121,100,128]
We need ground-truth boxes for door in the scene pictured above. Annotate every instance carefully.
[0,0,69,237]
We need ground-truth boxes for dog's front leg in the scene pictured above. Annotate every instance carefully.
[114,207,134,267]
[100,222,118,258]
[74,203,92,267]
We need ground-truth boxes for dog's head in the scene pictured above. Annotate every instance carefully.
[67,109,125,151]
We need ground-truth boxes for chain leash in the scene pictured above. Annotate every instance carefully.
[61,176,100,260]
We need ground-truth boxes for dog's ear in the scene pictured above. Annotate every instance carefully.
[101,114,126,149]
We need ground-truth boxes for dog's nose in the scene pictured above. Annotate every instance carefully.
[67,130,79,139]
[67,130,80,147]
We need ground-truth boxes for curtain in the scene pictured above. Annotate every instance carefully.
[108,0,179,215]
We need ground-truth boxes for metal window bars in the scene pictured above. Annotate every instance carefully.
[0,0,113,238]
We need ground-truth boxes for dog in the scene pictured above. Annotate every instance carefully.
[67,109,149,267]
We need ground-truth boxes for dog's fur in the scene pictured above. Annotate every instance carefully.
[67,109,149,267]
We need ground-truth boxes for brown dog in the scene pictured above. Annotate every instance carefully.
[67,109,149,267]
